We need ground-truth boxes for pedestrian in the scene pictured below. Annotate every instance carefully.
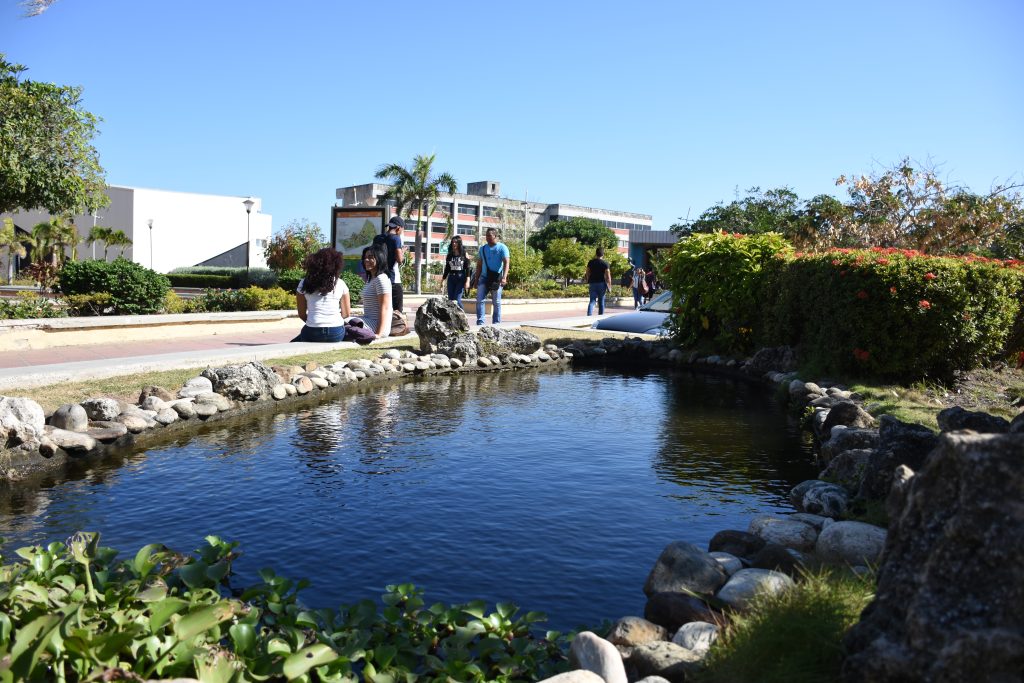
[291,247,350,342]
[372,215,405,311]
[631,264,644,309]
[354,242,392,338]
[644,267,657,304]
[471,227,510,325]
[584,246,612,316]
[441,235,471,310]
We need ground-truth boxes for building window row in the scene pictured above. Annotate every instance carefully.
[549,214,650,231]
[457,204,479,216]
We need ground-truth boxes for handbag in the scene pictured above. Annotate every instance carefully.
[390,309,409,336]
[343,318,377,345]
[485,270,501,293]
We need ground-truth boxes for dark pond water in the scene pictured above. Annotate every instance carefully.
[0,367,815,631]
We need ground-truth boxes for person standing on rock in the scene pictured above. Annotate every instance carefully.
[584,246,612,316]
[441,235,471,310]
[471,227,510,326]
[291,247,350,342]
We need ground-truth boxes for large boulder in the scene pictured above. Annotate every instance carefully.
[843,432,1024,682]
[819,448,872,493]
[748,514,818,552]
[715,568,795,611]
[50,404,89,432]
[857,416,938,500]
[819,401,875,437]
[644,592,723,633]
[819,428,879,464]
[707,529,766,559]
[201,362,280,401]
[745,346,798,374]
[569,632,628,683]
[936,406,1010,434]
[606,617,668,648]
[815,521,886,566]
[436,332,481,364]
[643,542,728,597]
[476,326,541,358]
[80,397,121,421]
[0,396,46,447]
[629,641,703,682]
[415,298,471,353]
[790,480,850,518]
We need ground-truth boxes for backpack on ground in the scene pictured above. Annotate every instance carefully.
[390,309,409,336]
[372,232,398,280]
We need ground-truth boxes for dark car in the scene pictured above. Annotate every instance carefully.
[591,290,672,335]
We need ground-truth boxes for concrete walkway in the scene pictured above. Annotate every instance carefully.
[0,304,628,391]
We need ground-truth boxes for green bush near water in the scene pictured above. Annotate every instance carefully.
[56,258,170,315]
[0,533,572,682]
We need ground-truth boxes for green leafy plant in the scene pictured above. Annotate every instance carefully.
[56,258,170,315]
[0,292,65,320]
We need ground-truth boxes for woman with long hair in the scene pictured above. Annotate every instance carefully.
[356,242,392,337]
[292,247,350,342]
[441,235,471,309]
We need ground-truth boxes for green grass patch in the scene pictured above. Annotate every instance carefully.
[697,569,874,683]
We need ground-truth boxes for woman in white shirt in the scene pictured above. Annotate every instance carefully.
[356,242,392,337]
[292,247,350,342]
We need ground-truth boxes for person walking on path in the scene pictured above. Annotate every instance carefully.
[584,246,612,316]
[441,235,471,310]
[373,216,406,311]
[631,264,644,309]
[471,227,510,325]
[644,266,657,304]
[291,247,350,342]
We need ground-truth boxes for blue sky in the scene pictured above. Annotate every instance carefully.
[3,0,1022,232]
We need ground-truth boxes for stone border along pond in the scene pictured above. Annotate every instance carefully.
[2,297,1022,682]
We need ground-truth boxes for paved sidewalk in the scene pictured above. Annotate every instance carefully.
[0,305,628,391]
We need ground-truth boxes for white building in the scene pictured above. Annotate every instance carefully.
[1,185,271,275]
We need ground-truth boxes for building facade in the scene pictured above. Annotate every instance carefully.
[1,185,271,276]
[335,180,655,261]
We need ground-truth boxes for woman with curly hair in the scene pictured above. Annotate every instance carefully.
[292,247,350,342]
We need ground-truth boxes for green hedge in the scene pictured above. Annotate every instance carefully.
[57,258,171,315]
[166,273,234,288]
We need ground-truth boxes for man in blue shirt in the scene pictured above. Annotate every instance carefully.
[471,227,510,325]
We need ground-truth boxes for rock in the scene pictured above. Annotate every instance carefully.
[716,568,795,611]
[115,414,151,433]
[819,448,872,493]
[815,521,886,566]
[644,592,723,633]
[477,357,492,368]
[790,480,849,518]
[138,385,175,403]
[450,358,463,369]
[885,464,915,521]
[569,632,628,683]
[154,408,178,425]
[671,621,719,656]
[194,392,231,412]
[415,298,472,353]
[80,397,121,421]
[172,401,196,419]
[201,362,280,401]
[819,400,875,437]
[819,428,879,463]
[476,326,542,357]
[43,426,97,453]
[437,332,481,364]
[307,375,329,389]
[606,617,668,648]
[178,376,214,399]
[38,436,58,458]
[193,402,218,418]
[644,542,728,597]
[293,376,313,394]
[1010,411,1023,433]
[745,346,798,374]
[748,543,805,576]
[843,432,1024,683]
[708,551,743,576]
[748,515,818,551]
[629,641,703,682]
[788,512,832,530]
[535,672,605,683]
[139,395,168,412]
[634,678,671,683]
[87,420,128,442]
[707,530,766,559]
[271,385,288,400]
[50,404,89,432]
[857,416,939,500]
[303,361,318,372]
[0,396,46,447]
[936,406,1010,433]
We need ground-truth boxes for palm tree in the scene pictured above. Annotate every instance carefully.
[29,220,59,266]
[105,229,132,258]
[0,218,28,284]
[374,154,458,294]
[87,226,115,260]
[52,218,81,262]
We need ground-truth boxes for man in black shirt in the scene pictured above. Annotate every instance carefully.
[584,246,612,315]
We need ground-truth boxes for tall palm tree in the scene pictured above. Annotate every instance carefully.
[105,229,132,258]
[52,217,81,262]
[30,220,59,266]
[0,218,28,283]
[87,225,115,260]
[374,154,457,294]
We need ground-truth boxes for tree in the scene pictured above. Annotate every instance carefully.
[670,187,803,239]
[0,218,27,283]
[86,226,114,259]
[105,229,132,258]
[527,217,617,252]
[542,238,589,287]
[504,242,543,289]
[263,219,326,272]
[375,154,458,294]
[0,54,108,216]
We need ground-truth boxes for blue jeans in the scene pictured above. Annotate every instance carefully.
[291,325,345,342]
[447,275,466,309]
[476,285,503,324]
[632,286,642,308]
[588,282,608,315]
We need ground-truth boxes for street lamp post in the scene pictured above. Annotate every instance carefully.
[521,201,530,250]
[243,197,255,276]
[147,219,153,269]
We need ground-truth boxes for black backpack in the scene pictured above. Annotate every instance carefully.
[372,232,398,281]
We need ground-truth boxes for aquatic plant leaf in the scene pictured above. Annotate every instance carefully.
[174,603,237,642]
[148,597,189,632]
[229,622,256,655]
[283,643,337,680]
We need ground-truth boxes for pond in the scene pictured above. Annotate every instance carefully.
[0,367,815,631]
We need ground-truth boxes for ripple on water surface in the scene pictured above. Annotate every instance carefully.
[0,367,815,630]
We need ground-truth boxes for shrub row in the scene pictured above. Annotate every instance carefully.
[57,258,170,315]
[661,232,1024,380]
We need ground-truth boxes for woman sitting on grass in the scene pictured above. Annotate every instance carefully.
[292,247,350,343]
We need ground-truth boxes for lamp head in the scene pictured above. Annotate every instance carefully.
[243,197,255,214]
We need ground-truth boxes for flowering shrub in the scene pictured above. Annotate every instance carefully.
[761,247,1024,379]
[660,231,792,353]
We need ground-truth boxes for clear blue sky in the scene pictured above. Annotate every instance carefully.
[4,0,1022,232]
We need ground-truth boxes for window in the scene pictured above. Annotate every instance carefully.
[481,205,500,217]
[436,202,453,215]
[430,243,440,254]
[431,222,447,234]
[457,204,479,216]
[457,224,476,235]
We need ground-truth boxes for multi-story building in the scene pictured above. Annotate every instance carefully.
[1,185,271,275]
[335,180,654,261]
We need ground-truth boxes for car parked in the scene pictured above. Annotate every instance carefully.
[591,289,672,335]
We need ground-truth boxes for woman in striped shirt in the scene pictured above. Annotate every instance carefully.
[358,242,392,337]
